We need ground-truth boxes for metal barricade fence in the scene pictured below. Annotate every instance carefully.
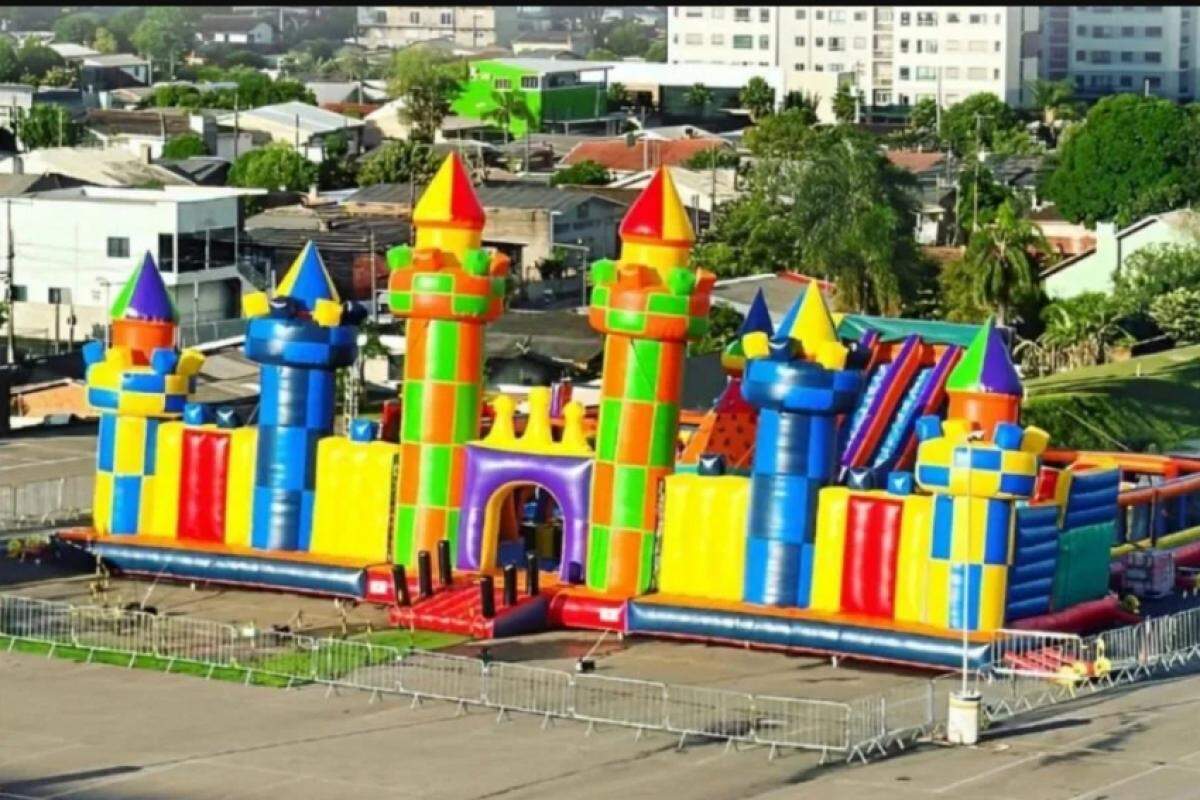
[663,684,757,743]
[0,475,95,532]
[989,628,1089,678]
[572,674,666,731]
[398,650,486,704]
[752,696,850,754]
[483,661,572,718]
[1096,624,1148,671]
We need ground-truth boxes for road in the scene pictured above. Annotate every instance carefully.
[2,653,1200,799]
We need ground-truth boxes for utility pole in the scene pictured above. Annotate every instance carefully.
[369,227,378,323]
[5,199,14,364]
[233,91,240,161]
[57,106,63,147]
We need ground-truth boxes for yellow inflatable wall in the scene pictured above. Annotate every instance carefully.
[659,473,749,601]
[310,435,399,562]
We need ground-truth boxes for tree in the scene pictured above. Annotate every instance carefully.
[1044,94,1200,228]
[1040,292,1131,369]
[909,97,938,132]
[106,8,146,52]
[955,163,1015,243]
[743,108,816,158]
[644,41,667,63]
[964,199,1049,326]
[606,82,628,111]
[683,147,740,170]
[356,139,439,187]
[939,93,1018,156]
[832,83,860,124]
[131,8,198,78]
[54,12,100,45]
[1027,78,1075,125]
[586,47,618,61]
[695,127,932,314]
[781,91,819,124]
[91,27,119,55]
[739,77,775,122]
[317,132,357,190]
[38,67,75,88]
[14,104,81,150]
[1150,288,1200,344]
[228,143,317,192]
[16,41,64,81]
[685,83,713,116]
[481,89,531,144]
[1113,243,1200,318]
[386,46,462,143]
[989,125,1042,156]
[0,38,18,83]
[162,133,209,160]
[604,20,651,57]
[550,160,611,186]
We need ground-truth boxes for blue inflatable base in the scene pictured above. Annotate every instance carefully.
[626,600,992,670]
[79,540,369,599]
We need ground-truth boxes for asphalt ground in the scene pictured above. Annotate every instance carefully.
[2,652,1200,799]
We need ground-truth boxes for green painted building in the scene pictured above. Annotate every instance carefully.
[452,58,611,137]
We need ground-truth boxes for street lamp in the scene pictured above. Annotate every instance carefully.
[97,278,113,345]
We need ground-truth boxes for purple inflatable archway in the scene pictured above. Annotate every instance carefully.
[457,444,592,582]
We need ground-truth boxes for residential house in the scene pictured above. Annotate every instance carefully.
[342,181,629,281]
[0,185,267,345]
[453,59,616,137]
[217,101,365,162]
[356,6,520,50]
[0,84,33,146]
[196,14,278,47]
[1042,210,1200,299]
[362,98,490,147]
[83,109,195,161]
[0,147,192,188]
[158,157,233,187]
[886,149,956,245]
[48,43,99,64]
[0,173,87,196]
[560,136,732,174]
[79,54,151,110]
[305,80,389,107]
[511,30,593,58]
[1030,206,1095,259]
[582,61,787,121]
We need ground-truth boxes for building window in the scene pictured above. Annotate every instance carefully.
[408,11,419,24]
[916,66,937,80]
[919,39,938,54]
[107,237,129,258]
[968,40,988,53]
[10,285,25,302]
[685,33,703,45]
[993,68,1000,79]
[830,10,846,23]
[917,11,937,26]
[969,13,985,24]
[815,10,824,21]
[828,63,844,73]
[795,9,805,20]
[439,12,451,25]
[1146,26,1163,37]
[1145,51,1161,63]
[734,8,750,22]
[1148,76,1162,88]
[1076,25,1086,35]
[495,78,511,90]
[899,12,910,26]
[899,66,911,80]
[815,37,824,46]
[945,39,961,52]
[946,12,960,23]
[711,33,724,46]
[794,63,805,71]
[814,64,824,72]
[1119,75,1133,87]
[1121,25,1135,36]
[828,37,844,52]
[520,76,538,89]
[759,34,769,50]
[759,8,769,22]
[968,67,988,80]
[1076,50,1087,62]
[1092,51,1112,64]
[732,35,752,50]
[794,36,805,46]
[48,287,70,304]
[685,7,702,16]
[944,66,960,79]
[1121,51,1134,63]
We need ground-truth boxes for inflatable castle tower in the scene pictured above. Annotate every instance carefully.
[386,153,509,566]
[585,168,715,595]
[83,254,202,534]
[242,242,359,551]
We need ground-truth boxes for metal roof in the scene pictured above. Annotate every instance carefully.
[345,182,628,214]
[225,101,365,134]
[486,58,613,75]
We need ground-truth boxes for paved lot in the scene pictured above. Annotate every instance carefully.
[0,428,96,487]
[1,653,1200,799]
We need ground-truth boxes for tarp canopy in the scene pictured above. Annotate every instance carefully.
[836,314,984,348]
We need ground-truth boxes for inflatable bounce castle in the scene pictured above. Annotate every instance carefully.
[65,154,1133,668]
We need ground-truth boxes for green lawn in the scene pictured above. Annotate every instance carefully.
[1023,344,1200,451]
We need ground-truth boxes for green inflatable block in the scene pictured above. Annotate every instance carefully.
[1051,521,1115,610]
[387,245,413,270]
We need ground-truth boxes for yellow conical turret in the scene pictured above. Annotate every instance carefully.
[412,153,486,263]
[617,167,695,281]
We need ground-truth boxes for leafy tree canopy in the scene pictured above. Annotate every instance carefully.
[939,93,1018,156]
[54,12,100,45]
[91,27,119,55]
[739,76,775,121]
[356,139,439,187]
[162,133,209,160]
[386,46,463,143]
[550,160,611,186]
[131,8,198,77]
[586,47,618,61]
[743,108,816,158]
[14,103,81,150]
[228,143,317,192]
[1044,94,1200,227]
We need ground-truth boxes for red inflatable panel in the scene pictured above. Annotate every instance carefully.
[840,495,903,618]
[1033,467,1060,503]
[547,592,626,631]
[1172,541,1200,569]
[1009,595,1139,634]
[177,429,231,543]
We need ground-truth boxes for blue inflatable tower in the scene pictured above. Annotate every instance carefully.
[243,242,358,551]
[740,288,860,607]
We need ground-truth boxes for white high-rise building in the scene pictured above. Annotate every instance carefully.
[1042,6,1195,101]
[667,6,1040,112]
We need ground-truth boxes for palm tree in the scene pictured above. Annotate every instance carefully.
[606,82,628,111]
[1027,78,1074,125]
[966,199,1050,327]
[482,90,532,144]
[684,83,713,117]
[335,47,370,103]
[739,76,775,122]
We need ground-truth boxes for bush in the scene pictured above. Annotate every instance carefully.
[550,160,611,186]
[162,133,208,159]
[228,144,317,192]
[1149,287,1200,344]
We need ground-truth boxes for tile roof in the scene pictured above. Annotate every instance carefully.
[885,149,946,174]
[561,137,729,172]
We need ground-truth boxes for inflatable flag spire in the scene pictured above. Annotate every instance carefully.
[412,152,486,263]
[945,318,1022,440]
[617,167,695,281]
[109,252,177,363]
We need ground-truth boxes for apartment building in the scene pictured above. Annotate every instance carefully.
[667,6,1040,111]
[1042,6,1194,100]
[356,6,519,50]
